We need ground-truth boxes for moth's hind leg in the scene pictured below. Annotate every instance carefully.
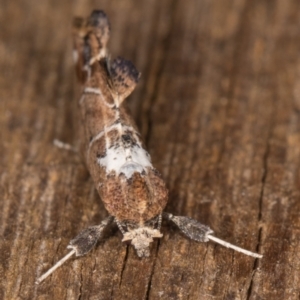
[53,139,78,153]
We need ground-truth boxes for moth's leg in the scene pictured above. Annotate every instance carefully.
[163,212,262,258]
[67,216,114,256]
[115,218,126,235]
[157,214,162,230]
[53,139,78,153]
[163,212,213,242]
[36,216,114,284]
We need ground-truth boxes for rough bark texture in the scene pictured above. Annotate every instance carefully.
[1,0,300,299]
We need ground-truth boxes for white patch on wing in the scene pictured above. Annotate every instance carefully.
[120,162,144,178]
[98,145,152,178]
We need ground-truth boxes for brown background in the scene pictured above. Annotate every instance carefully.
[1,0,300,299]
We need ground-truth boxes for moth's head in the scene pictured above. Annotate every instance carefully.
[120,217,163,257]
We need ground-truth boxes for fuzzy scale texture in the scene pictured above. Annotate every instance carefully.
[75,12,168,223]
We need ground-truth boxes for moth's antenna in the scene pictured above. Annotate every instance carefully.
[36,250,76,284]
[207,235,262,258]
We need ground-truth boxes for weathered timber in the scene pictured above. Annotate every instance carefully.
[1,0,300,299]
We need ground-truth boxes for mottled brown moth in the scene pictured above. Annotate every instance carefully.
[36,10,262,284]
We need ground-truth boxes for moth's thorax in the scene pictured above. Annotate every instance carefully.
[119,216,163,257]
[122,227,163,257]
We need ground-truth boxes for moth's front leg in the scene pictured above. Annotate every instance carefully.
[68,216,114,256]
[163,212,213,242]
[36,216,114,284]
[163,212,262,259]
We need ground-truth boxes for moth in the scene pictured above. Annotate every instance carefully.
[36,10,262,284]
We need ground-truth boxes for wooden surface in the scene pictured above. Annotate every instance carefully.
[1,0,300,299]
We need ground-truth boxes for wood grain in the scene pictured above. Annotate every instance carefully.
[1,0,300,299]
